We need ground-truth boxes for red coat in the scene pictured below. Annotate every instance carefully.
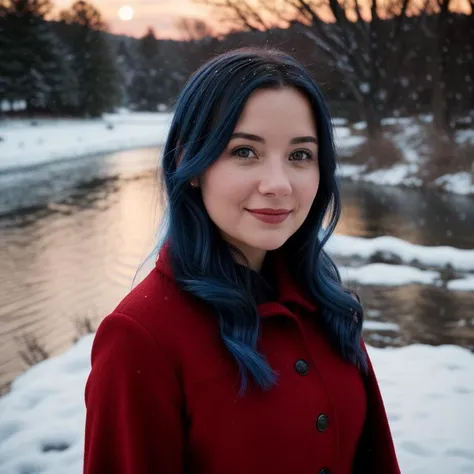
[84,244,400,474]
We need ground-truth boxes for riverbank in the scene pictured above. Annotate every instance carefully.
[336,115,474,196]
[0,111,472,196]
[0,333,473,474]
[0,111,173,172]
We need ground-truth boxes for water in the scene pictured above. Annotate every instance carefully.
[1,148,473,393]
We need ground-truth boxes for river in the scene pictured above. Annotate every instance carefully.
[1,147,473,394]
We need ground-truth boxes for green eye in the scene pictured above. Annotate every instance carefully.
[290,150,312,161]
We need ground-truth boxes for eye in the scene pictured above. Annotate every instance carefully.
[231,147,257,159]
[290,150,313,161]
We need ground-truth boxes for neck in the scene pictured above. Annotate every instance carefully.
[227,242,267,272]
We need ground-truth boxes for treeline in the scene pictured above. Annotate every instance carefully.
[0,0,121,117]
[0,0,473,139]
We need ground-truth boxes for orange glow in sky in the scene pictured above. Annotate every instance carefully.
[53,0,216,39]
[53,0,473,39]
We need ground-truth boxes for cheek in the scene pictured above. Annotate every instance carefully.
[201,165,250,213]
[297,170,320,209]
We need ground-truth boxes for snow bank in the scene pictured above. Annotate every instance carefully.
[435,172,474,196]
[0,112,173,172]
[0,335,473,474]
[327,234,474,272]
[340,263,440,286]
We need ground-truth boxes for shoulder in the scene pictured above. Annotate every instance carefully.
[102,265,214,348]
[114,267,179,323]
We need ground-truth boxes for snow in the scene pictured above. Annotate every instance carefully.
[327,235,474,290]
[448,276,474,291]
[340,263,440,286]
[363,320,400,332]
[363,163,419,186]
[434,172,474,196]
[336,134,367,150]
[327,234,474,272]
[0,111,173,172]
[332,118,348,126]
[353,121,367,130]
[336,163,367,177]
[0,334,473,474]
[1,100,26,112]
[334,126,351,138]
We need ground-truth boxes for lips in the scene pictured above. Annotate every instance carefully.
[247,208,291,215]
[246,208,292,224]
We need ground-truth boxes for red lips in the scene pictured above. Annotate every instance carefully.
[247,208,291,215]
[246,208,291,224]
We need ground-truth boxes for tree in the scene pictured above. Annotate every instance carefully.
[129,27,166,111]
[175,16,215,41]
[197,0,426,138]
[115,38,135,106]
[0,0,78,113]
[59,0,106,30]
[59,0,122,116]
[1,0,51,17]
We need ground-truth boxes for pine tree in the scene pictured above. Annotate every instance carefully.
[59,0,122,117]
[0,0,78,114]
[130,27,163,111]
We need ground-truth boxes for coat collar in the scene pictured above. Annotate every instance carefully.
[155,240,317,318]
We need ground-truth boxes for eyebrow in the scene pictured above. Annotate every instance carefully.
[230,132,318,145]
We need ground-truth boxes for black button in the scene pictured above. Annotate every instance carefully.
[319,470,330,474]
[316,414,329,432]
[294,359,309,375]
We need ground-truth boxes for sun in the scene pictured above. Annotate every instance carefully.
[117,5,134,21]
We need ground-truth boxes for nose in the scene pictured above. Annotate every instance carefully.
[258,161,292,197]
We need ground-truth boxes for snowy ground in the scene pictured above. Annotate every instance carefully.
[0,233,473,473]
[0,111,173,172]
[1,111,473,196]
[328,234,474,291]
[0,333,473,474]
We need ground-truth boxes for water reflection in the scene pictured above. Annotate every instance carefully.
[0,147,473,393]
[338,181,472,249]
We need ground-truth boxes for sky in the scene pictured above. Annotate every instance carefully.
[52,0,474,40]
[53,0,217,39]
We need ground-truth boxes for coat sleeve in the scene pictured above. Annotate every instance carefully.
[83,312,185,474]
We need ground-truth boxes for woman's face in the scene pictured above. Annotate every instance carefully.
[199,87,320,271]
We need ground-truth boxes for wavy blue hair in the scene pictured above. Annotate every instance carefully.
[157,47,367,395]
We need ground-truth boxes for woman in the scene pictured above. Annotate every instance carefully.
[83,47,400,474]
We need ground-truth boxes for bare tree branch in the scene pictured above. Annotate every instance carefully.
[175,16,215,40]
[196,0,419,136]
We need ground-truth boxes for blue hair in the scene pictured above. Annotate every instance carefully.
[157,47,367,395]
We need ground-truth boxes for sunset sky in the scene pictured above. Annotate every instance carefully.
[53,0,217,39]
[52,0,473,40]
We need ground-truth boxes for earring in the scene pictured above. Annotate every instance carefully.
[190,181,198,188]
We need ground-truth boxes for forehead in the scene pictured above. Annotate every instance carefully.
[234,87,317,137]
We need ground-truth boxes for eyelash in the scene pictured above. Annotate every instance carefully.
[230,146,314,161]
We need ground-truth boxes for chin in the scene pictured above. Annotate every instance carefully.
[246,235,290,252]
